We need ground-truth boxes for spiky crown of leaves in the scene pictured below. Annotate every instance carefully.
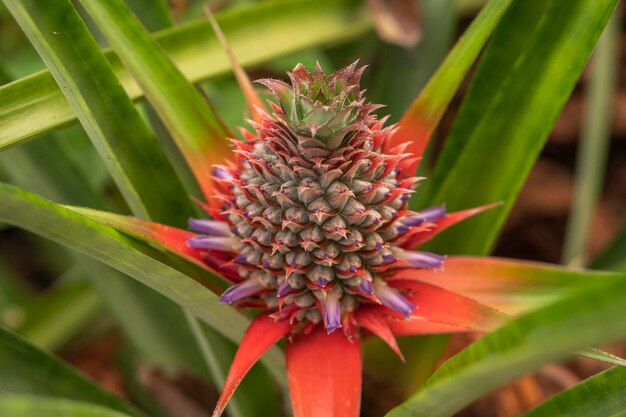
[257,62,381,149]
[189,62,446,334]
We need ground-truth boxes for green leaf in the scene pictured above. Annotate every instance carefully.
[125,0,172,31]
[3,0,191,225]
[418,0,549,206]
[0,126,219,383]
[104,8,280,411]
[78,0,232,199]
[0,182,287,387]
[128,0,203,202]
[522,366,626,417]
[0,326,145,417]
[422,0,619,255]
[0,0,371,150]
[378,0,518,394]
[386,276,626,417]
[0,396,132,417]
[577,348,626,368]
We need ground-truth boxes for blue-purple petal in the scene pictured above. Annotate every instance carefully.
[383,254,397,263]
[213,166,234,180]
[401,250,446,269]
[403,205,446,227]
[277,282,293,297]
[220,279,264,304]
[188,218,231,236]
[187,236,236,252]
[375,284,416,318]
[233,254,248,264]
[322,295,342,334]
[358,279,374,295]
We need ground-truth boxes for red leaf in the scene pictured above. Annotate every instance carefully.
[146,222,205,262]
[388,256,587,314]
[70,208,244,285]
[213,314,291,417]
[286,327,362,417]
[384,315,468,336]
[355,307,404,361]
[403,203,500,249]
[70,208,208,268]
[384,281,507,336]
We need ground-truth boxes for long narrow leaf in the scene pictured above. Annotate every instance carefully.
[364,0,458,396]
[417,0,549,206]
[422,0,619,255]
[0,126,220,384]
[0,0,371,151]
[129,0,203,201]
[78,0,232,200]
[390,256,622,315]
[386,277,626,417]
[126,4,281,415]
[4,0,191,224]
[406,0,618,393]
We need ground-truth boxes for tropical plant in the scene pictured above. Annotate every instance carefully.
[0,0,625,417]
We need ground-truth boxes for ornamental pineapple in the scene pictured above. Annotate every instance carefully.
[188,62,446,333]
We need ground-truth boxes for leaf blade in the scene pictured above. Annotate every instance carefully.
[0,0,371,152]
[417,0,549,206]
[423,0,619,255]
[78,0,232,200]
[386,277,626,417]
[3,0,191,224]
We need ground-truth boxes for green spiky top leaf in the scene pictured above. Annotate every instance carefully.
[258,62,380,149]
